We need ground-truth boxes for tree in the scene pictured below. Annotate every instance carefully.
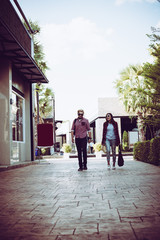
[34,79,54,125]
[25,20,49,73]
[39,87,54,118]
[24,20,55,149]
[141,33,160,135]
[115,64,149,141]
[25,20,55,121]
[115,31,160,140]
[142,34,160,114]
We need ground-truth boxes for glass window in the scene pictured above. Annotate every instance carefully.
[11,92,24,141]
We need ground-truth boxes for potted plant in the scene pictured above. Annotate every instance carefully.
[62,143,72,158]
[93,142,102,158]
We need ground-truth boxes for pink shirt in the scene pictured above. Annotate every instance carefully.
[71,117,91,138]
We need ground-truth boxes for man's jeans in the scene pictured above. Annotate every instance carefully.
[75,137,87,169]
[106,139,116,163]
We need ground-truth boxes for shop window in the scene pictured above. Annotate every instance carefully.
[11,91,24,142]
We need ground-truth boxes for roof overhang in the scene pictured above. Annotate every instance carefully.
[0,18,49,84]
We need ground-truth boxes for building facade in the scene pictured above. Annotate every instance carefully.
[0,0,48,165]
[90,97,138,147]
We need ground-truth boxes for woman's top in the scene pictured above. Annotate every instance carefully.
[106,123,116,140]
[101,121,120,146]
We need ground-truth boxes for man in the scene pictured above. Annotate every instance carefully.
[71,109,91,171]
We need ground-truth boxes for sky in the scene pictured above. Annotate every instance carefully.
[13,0,160,122]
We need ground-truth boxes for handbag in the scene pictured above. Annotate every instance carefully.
[118,145,124,167]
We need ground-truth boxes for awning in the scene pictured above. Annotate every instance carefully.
[0,18,49,84]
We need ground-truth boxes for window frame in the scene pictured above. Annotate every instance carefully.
[11,90,25,143]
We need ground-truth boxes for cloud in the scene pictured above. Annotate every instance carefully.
[156,21,160,28]
[37,17,115,120]
[40,17,114,64]
[115,0,157,5]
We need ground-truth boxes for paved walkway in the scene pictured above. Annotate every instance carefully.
[0,156,160,240]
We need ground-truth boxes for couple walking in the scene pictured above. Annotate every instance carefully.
[71,109,120,171]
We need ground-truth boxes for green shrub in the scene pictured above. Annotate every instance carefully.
[143,141,150,163]
[62,143,72,153]
[134,137,160,165]
[133,140,150,162]
[41,148,46,155]
[149,137,160,165]
[122,131,129,151]
[93,143,102,152]
[133,141,141,160]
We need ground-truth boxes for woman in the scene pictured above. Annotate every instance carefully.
[101,113,120,170]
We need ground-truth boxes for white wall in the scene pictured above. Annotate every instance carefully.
[98,97,128,116]
[56,121,71,145]
[95,118,105,143]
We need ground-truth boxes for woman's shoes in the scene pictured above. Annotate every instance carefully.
[107,165,111,170]
[107,164,116,170]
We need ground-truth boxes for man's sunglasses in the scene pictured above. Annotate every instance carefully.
[78,113,83,116]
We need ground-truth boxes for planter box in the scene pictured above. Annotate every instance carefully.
[63,153,70,159]
[95,151,102,158]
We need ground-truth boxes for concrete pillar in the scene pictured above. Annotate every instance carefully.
[0,58,11,165]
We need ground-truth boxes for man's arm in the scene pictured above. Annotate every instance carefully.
[71,119,76,143]
[71,130,74,143]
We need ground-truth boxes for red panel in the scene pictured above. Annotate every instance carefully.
[37,124,53,146]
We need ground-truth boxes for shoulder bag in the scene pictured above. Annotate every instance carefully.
[118,145,124,167]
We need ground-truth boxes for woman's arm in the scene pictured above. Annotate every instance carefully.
[101,122,106,145]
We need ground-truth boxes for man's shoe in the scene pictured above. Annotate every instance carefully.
[78,168,83,171]
[83,166,87,170]
[112,166,116,170]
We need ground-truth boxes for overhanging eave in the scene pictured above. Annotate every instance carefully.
[0,18,49,84]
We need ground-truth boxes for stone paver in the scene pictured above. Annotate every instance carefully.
[0,156,160,240]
